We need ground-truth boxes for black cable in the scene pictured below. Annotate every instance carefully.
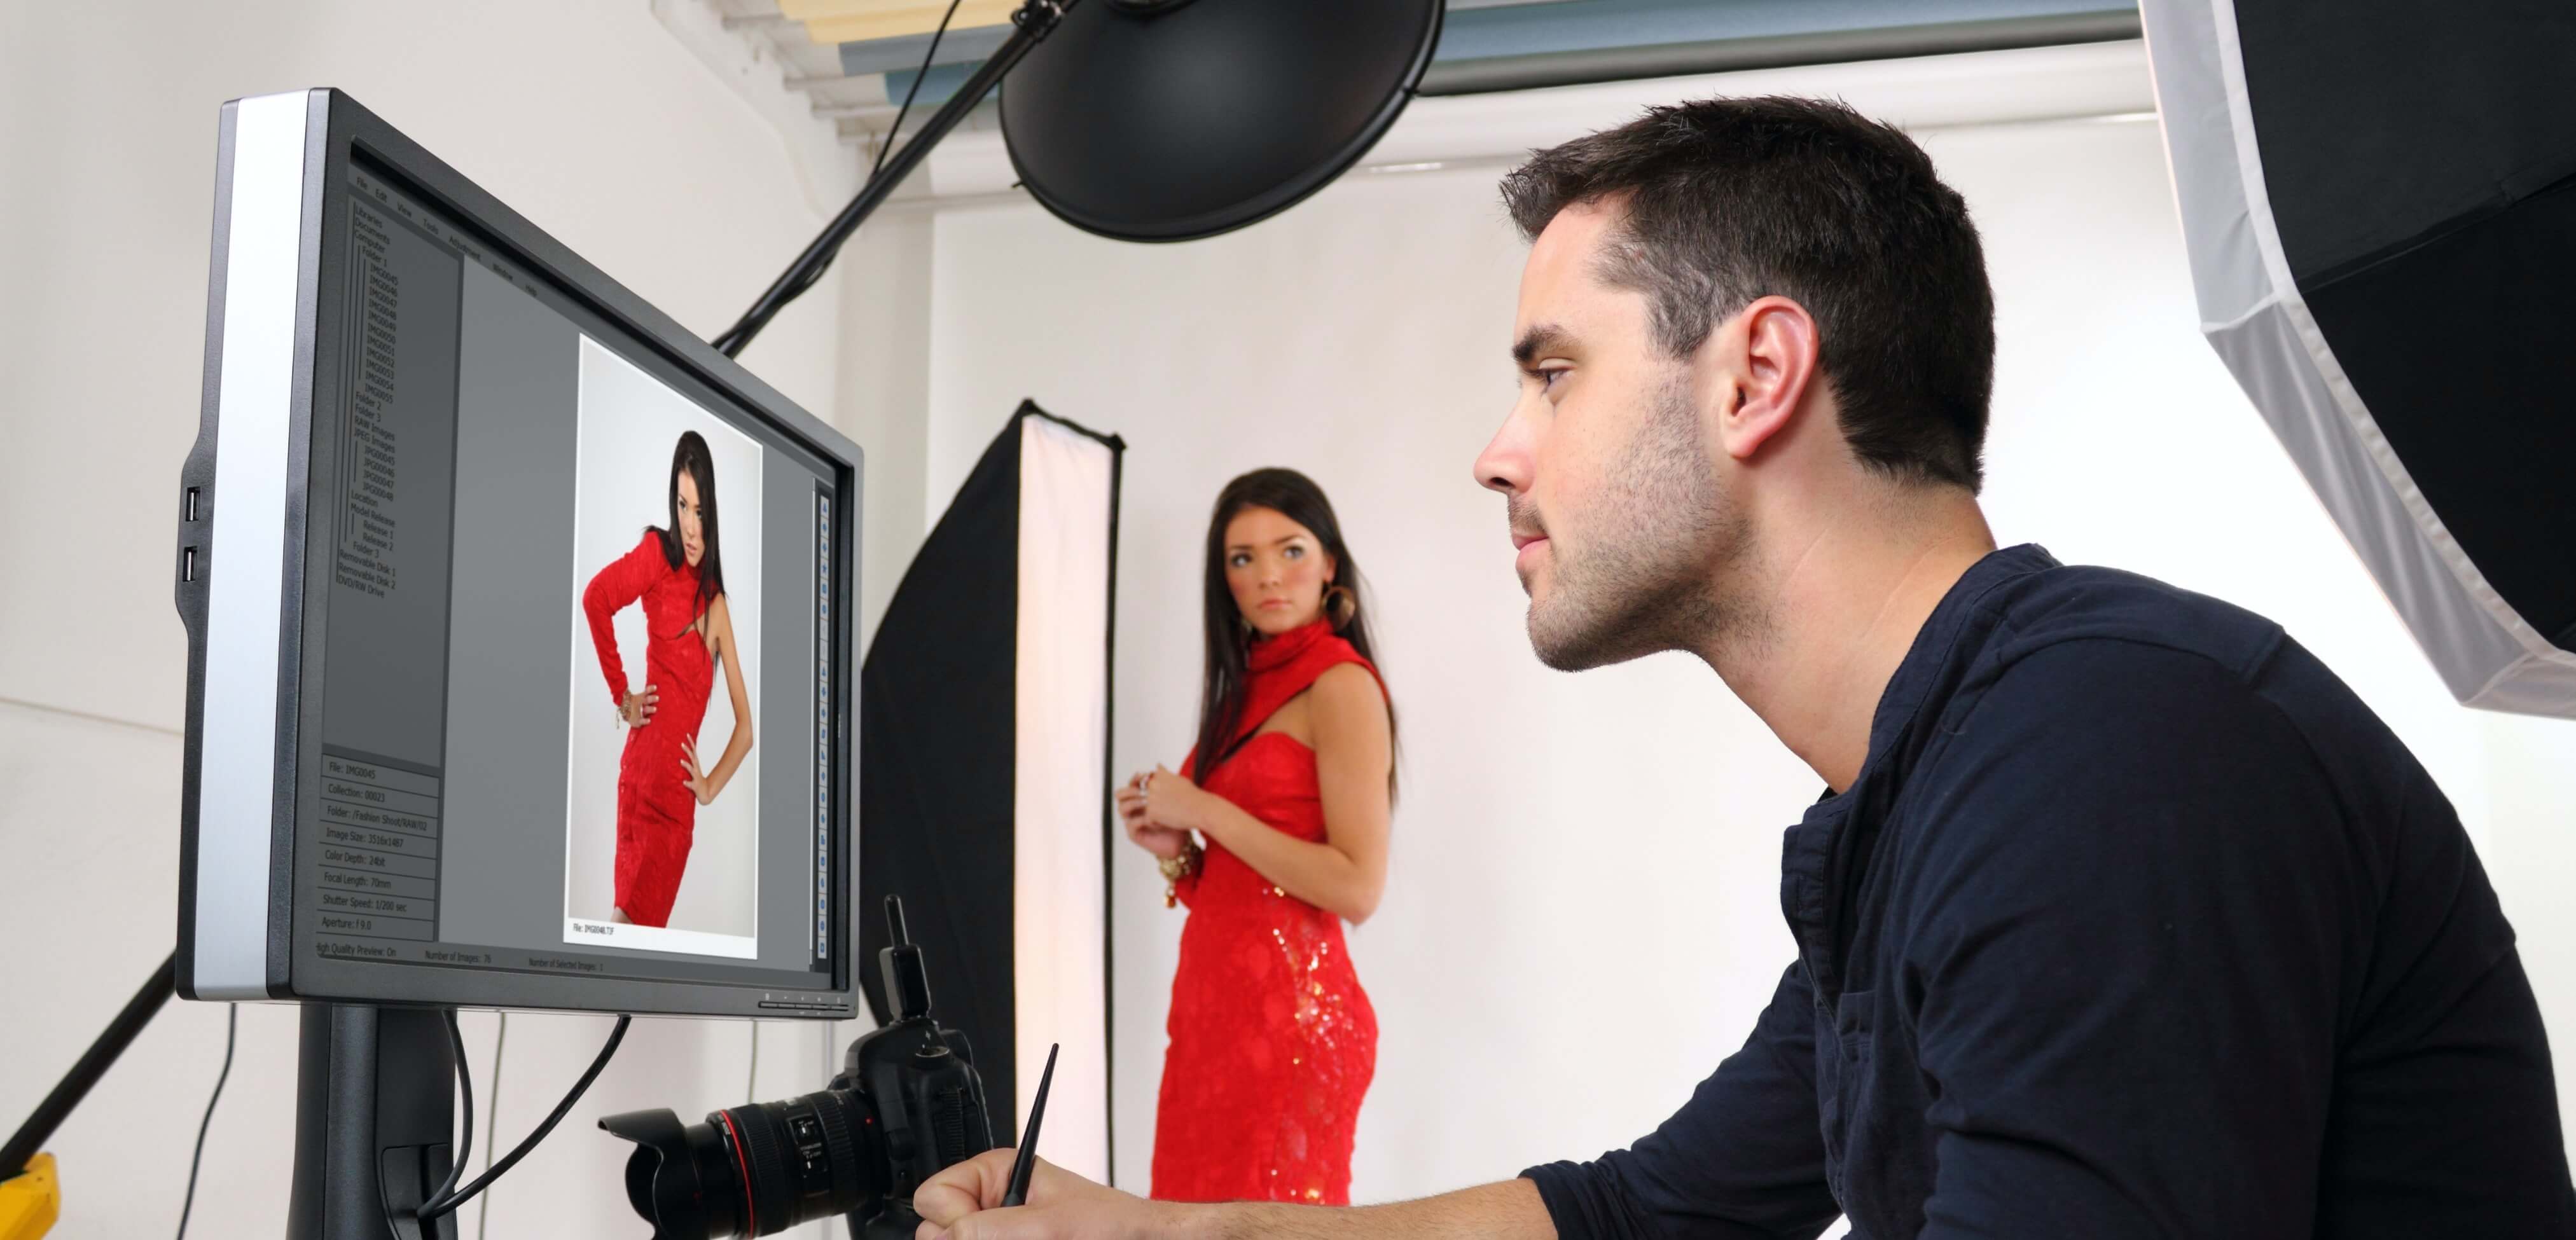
[425,1010,477,1212]
[709,0,969,356]
[172,1002,236,1240]
[873,0,966,184]
[416,1014,632,1222]
[771,0,963,307]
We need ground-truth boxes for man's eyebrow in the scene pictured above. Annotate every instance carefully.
[1512,322,1575,368]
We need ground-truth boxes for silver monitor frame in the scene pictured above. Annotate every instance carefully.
[176,89,861,1020]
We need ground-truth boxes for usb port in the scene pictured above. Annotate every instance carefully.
[183,547,198,582]
[185,487,200,521]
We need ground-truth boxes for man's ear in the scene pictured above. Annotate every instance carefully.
[1711,295,1822,463]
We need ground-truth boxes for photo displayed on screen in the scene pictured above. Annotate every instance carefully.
[564,339,764,958]
[279,163,841,1002]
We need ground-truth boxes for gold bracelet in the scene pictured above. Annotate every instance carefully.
[1158,839,1203,909]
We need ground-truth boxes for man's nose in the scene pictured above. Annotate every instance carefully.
[1476,406,1535,497]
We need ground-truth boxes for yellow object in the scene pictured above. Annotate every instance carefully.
[779,0,1018,45]
[0,1153,61,1240]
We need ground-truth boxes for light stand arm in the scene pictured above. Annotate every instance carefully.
[1,951,176,1181]
[712,0,1074,358]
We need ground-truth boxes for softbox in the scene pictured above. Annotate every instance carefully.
[2141,1,2576,715]
[859,401,1123,1178]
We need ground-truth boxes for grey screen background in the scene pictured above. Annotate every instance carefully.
[303,166,838,990]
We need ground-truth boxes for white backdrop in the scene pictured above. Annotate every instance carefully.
[913,42,2576,1209]
[565,338,765,951]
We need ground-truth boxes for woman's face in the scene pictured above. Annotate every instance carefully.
[677,471,707,567]
[1223,505,1336,638]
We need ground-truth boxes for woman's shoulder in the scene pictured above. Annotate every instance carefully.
[1306,644,1386,703]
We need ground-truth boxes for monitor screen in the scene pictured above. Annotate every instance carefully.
[179,90,857,1018]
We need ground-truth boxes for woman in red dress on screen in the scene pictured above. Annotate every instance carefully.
[580,431,754,928]
[1117,468,1397,1206]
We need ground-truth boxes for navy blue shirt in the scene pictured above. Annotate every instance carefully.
[1525,546,2572,1238]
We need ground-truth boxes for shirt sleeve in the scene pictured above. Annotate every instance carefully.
[1523,961,1843,1240]
[1900,638,2345,1239]
[581,532,663,710]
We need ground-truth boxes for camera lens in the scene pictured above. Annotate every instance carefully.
[602,1087,886,1239]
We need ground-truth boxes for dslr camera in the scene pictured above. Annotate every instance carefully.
[601,898,995,1239]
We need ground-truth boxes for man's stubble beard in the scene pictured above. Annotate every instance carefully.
[1527,371,1752,672]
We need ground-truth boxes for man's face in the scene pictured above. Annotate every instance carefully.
[1473,201,1741,670]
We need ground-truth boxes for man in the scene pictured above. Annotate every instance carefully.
[917,97,2574,1238]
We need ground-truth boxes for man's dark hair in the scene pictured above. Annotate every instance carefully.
[1501,96,1995,491]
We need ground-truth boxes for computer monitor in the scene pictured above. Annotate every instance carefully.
[175,89,859,1021]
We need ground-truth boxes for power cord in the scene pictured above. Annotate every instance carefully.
[747,1019,761,1105]
[872,0,966,184]
[476,1012,506,1240]
[417,1010,631,1223]
[172,1002,237,1240]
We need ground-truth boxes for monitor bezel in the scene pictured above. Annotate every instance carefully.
[177,88,861,1020]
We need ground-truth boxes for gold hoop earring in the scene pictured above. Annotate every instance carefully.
[1324,584,1357,630]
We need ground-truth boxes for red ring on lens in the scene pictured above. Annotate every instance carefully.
[716,1108,758,1236]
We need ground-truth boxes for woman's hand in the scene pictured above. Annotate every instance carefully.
[1132,766,1212,836]
[620,684,658,727]
[1115,777,1189,860]
[681,738,716,805]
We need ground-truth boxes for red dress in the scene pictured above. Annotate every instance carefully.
[581,530,714,928]
[1152,620,1383,1205]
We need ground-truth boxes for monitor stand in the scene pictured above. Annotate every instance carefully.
[287,1003,459,1240]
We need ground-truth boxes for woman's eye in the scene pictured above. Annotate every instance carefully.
[1284,545,1303,559]
[1228,554,1250,568]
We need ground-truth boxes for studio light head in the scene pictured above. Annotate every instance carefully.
[1002,0,1444,242]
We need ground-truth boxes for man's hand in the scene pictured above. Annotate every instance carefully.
[914,1150,1181,1240]
[914,1152,1552,1240]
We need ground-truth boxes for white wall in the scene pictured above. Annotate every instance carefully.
[910,43,2576,1207]
[0,2,872,1235]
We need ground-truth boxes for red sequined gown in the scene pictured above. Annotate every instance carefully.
[1153,620,1382,1205]
[581,530,714,928]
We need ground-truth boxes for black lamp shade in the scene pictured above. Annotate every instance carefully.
[1000,0,1445,242]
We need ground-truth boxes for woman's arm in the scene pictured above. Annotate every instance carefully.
[582,534,661,712]
[1154,665,1392,924]
[682,595,757,805]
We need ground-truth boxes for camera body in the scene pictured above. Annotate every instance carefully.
[601,898,995,1239]
[831,938,995,1238]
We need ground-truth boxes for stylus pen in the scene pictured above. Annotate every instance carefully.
[1000,1043,1058,1208]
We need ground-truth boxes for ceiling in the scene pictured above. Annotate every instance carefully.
[700,0,2138,156]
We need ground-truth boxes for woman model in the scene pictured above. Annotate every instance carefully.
[581,430,754,928]
[1119,467,1397,1206]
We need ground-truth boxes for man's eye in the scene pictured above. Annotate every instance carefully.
[1541,368,1568,390]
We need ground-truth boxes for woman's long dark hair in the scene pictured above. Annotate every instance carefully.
[1191,468,1397,799]
[652,430,724,633]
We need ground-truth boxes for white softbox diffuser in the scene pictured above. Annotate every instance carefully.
[859,401,1123,1180]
